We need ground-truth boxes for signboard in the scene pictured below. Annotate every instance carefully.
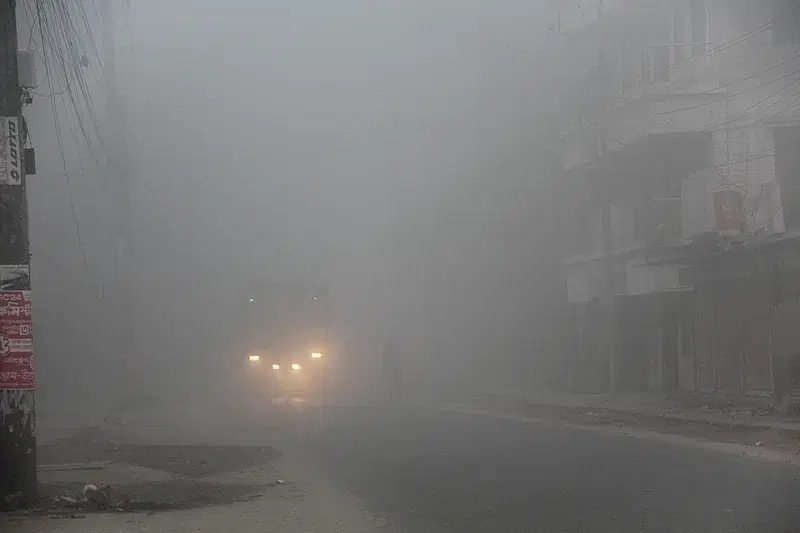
[0,117,20,185]
[713,189,744,236]
[0,290,33,390]
[0,264,29,291]
[0,265,32,390]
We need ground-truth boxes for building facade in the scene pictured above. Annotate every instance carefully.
[558,0,800,403]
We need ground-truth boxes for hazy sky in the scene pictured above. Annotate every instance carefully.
[28,0,562,402]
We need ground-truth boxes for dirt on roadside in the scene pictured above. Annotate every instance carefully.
[33,479,269,514]
[26,426,284,515]
[40,426,280,477]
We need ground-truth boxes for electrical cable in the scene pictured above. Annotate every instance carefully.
[668,3,800,71]
[701,73,800,131]
[653,67,800,117]
[563,54,800,141]
[561,4,800,239]
[32,0,104,163]
[60,90,87,179]
[564,7,800,130]
[37,0,89,273]
[25,0,40,49]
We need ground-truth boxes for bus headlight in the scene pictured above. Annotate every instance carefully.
[311,352,323,359]
[292,363,301,371]
[272,364,280,370]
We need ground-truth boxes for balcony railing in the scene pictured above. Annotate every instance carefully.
[640,42,710,85]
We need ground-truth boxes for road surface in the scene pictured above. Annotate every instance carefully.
[9,402,800,532]
[285,404,800,532]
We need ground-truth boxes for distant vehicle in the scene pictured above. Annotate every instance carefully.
[237,282,330,403]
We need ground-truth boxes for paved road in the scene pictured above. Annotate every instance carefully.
[281,404,800,533]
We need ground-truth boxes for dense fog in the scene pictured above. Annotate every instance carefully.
[25,0,566,414]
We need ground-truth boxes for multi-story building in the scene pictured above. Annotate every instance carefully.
[557,0,800,403]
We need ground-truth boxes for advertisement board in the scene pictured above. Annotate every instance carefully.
[0,265,33,390]
[0,116,21,186]
[713,189,744,235]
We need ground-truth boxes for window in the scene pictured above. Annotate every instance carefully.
[669,0,709,64]
[634,198,682,246]
[774,0,800,45]
[773,126,800,228]
[642,1,708,84]
[652,47,671,82]
[673,4,689,61]
[689,0,708,56]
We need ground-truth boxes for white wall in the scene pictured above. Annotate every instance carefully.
[626,262,688,295]
[681,127,785,238]
[565,0,795,243]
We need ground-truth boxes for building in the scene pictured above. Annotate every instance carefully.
[557,0,800,403]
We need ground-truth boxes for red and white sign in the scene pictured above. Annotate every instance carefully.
[0,290,33,390]
[713,189,744,235]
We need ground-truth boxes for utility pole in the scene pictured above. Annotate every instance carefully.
[596,0,618,392]
[0,0,37,508]
[100,1,134,409]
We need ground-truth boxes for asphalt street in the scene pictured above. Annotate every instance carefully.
[280,404,800,533]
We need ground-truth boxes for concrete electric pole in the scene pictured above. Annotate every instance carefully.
[0,0,37,509]
[100,0,134,408]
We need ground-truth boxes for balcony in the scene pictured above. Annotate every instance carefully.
[561,132,712,302]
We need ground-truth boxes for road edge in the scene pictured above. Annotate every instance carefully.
[435,402,800,467]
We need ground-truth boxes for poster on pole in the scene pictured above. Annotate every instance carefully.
[0,266,33,390]
[0,116,21,186]
[0,264,29,291]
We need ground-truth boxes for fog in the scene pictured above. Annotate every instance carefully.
[27,0,565,414]
[9,2,799,528]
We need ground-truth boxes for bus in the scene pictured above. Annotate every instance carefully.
[238,282,329,403]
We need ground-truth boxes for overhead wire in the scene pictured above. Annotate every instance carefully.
[25,2,39,49]
[667,3,800,71]
[700,72,800,131]
[648,4,800,119]
[721,52,800,88]
[706,152,778,194]
[31,86,67,98]
[653,65,800,117]
[31,0,105,167]
[53,0,102,138]
[603,126,782,195]
[563,4,800,236]
[564,51,800,139]
[780,85,800,114]
[35,0,89,273]
[563,3,800,128]
[60,90,87,180]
